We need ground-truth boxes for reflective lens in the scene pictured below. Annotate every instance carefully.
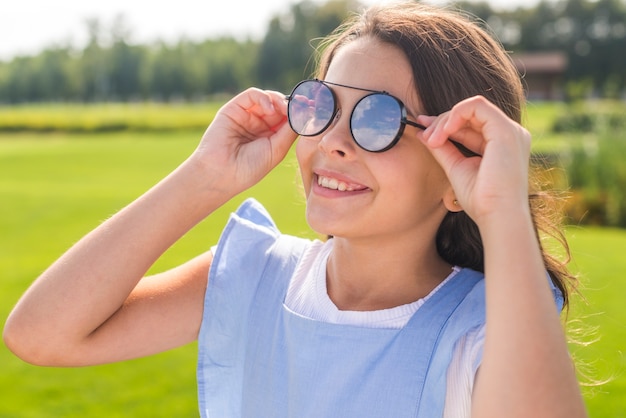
[287,79,412,152]
[351,94,405,152]
[287,80,335,136]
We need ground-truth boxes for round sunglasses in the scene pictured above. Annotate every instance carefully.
[286,79,426,153]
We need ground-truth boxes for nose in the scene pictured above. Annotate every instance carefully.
[317,109,357,158]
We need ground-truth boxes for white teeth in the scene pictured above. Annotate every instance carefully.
[317,175,354,191]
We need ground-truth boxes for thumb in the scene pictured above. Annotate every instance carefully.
[267,118,298,168]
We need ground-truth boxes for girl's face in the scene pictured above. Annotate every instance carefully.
[295,37,453,243]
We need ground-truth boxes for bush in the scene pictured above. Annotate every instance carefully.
[552,104,626,134]
[0,102,223,133]
[560,135,626,227]
[543,102,626,228]
[552,112,595,133]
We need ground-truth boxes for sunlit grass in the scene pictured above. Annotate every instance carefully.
[566,226,626,417]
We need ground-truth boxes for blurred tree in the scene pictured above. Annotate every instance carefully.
[80,18,110,101]
[201,37,258,95]
[256,0,364,92]
[108,14,143,101]
[0,0,624,103]
[144,43,186,101]
[5,57,38,102]
[35,49,77,101]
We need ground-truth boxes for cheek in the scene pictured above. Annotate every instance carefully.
[378,149,449,203]
[295,137,306,162]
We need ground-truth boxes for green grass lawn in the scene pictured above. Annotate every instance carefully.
[1,132,624,417]
[566,226,626,417]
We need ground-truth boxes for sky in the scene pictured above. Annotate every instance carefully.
[1,0,539,60]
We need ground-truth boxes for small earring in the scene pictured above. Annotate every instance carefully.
[453,199,459,206]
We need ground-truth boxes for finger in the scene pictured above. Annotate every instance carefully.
[441,95,527,153]
[221,89,288,139]
[417,112,482,189]
[418,113,483,157]
[421,96,520,157]
[231,88,277,114]
[239,90,298,165]
[447,130,486,157]
[422,133,465,172]
[267,121,298,167]
[415,114,437,129]
[245,90,287,129]
[442,96,496,134]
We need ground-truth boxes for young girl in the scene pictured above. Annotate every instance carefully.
[4,2,587,417]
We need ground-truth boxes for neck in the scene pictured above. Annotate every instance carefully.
[326,235,453,311]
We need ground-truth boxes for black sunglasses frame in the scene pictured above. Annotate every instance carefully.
[286,79,427,153]
[286,78,481,157]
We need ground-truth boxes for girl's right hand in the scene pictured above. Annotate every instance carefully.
[190,88,298,196]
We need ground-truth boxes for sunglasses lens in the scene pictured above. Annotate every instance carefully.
[351,94,403,152]
[288,81,335,136]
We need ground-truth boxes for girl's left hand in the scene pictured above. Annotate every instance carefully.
[417,95,532,226]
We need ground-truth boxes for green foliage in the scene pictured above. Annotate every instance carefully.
[0,102,223,133]
[552,101,626,133]
[564,136,626,227]
[0,36,261,103]
[565,79,595,103]
[257,0,363,91]
[544,101,626,227]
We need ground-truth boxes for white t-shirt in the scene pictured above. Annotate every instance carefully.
[284,239,484,418]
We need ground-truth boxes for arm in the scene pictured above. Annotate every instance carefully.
[3,88,297,366]
[419,96,587,417]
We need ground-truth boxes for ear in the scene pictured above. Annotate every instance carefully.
[443,187,463,212]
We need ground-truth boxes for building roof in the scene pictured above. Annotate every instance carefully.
[511,51,568,74]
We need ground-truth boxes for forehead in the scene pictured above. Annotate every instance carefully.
[324,38,420,111]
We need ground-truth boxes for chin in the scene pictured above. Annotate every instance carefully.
[306,209,342,238]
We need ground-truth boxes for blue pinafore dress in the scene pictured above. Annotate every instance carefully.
[197,198,560,417]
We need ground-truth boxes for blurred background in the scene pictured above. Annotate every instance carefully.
[1,0,625,416]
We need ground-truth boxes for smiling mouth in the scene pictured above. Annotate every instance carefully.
[316,175,368,192]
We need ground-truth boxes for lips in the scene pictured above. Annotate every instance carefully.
[316,174,368,192]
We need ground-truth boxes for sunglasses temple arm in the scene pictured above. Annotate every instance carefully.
[409,121,482,158]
